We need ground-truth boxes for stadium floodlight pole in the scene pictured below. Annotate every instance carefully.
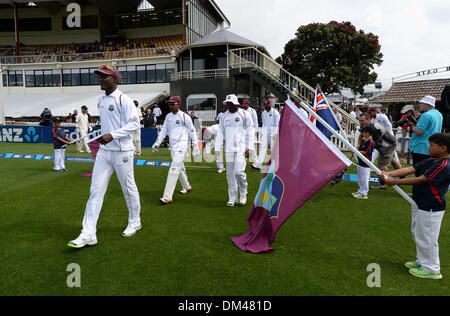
[296,99,418,208]
[70,130,101,144]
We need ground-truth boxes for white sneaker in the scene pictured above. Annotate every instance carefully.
[160,197,173,205]
[180,186,192,194]
[238,195,247,206]
[67,233,97,249]
[226,201,235,207]
[122,225,142,238]
[217,168,226,174]
[352,193,368,200]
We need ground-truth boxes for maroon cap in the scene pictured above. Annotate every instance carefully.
[168,96,181,105]
[94,65,120,81]
[242,99,250,106]
[368,107,378,113]
[264,99,271,107]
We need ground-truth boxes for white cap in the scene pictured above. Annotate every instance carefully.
[223,94,240,106]
[401,104,415,114]
[419,95,436,107]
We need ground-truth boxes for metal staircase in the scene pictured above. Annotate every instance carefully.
[228,47,359,137]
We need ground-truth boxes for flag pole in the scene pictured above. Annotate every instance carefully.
[70,130,101,144]
[319,85,351,148]
[294,99,418,208]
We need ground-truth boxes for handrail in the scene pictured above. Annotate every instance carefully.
[171,68,229,81]
[227,46,359,130]
[0,45,182,65]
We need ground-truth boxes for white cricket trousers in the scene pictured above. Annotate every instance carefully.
[226,151,248,203]
[54,149,66,170]
[254,132,273,169]
[79,129,91,153]
[172,149,190,187]
[81,149,141,237]
[206,140,224,169]
[411,206,445,274]
[357,165,370,196]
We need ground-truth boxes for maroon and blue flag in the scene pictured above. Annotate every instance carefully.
[231,100,351,253]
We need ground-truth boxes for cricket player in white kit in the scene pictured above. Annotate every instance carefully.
[241,99,258,163]
[215,94,254,207]
[75,105,91,153]
[68,65,142,249]
[152,96,200,205]
[204,124,225,173]
[252,100,280,170]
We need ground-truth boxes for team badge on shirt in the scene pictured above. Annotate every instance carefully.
[176,120,180,125]
[109,104,115,111]
[235,117,240,122]
[123,156,129,163]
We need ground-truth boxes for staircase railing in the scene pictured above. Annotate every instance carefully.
[228,46,359,134]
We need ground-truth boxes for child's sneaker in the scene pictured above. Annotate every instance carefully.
[404,260,420,269]
[409,267,443,280]
[352,192,368,200]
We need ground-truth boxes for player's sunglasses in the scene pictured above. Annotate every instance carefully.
[98,65,120,77]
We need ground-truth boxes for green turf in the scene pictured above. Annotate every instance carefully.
[0,142,449,295]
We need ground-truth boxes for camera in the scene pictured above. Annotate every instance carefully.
[394,114,417,127]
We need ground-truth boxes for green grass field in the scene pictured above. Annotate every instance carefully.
[0,142,449,296]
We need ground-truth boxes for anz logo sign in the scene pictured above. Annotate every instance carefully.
[0,127,40,143]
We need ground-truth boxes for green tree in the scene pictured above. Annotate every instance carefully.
[278,21,383,95]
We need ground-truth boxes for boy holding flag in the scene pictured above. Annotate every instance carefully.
[381,133,450,280]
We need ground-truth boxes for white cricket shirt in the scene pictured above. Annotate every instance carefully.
[215,109,254,153]
[76,113,90,131]
[261,108,280,136]
[97,89,140,152]
[157,110,198,152]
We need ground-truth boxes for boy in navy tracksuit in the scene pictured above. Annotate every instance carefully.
[382,133,450,280]
[52,118,71,172]
[352,125,375,200]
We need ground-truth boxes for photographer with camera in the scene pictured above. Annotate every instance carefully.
[394,105,416,155]
[409,96,443,165]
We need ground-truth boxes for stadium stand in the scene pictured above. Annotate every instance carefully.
[0,35,183,64]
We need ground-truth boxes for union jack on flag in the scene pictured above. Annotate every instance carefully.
[309,87,339,138]
[310,88,328,124]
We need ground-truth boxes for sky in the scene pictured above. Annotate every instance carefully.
[215,0,450,92]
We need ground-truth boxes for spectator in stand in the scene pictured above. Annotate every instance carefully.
[66,113,72,123]
[142,108,155,128]
[409,96,443,165]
